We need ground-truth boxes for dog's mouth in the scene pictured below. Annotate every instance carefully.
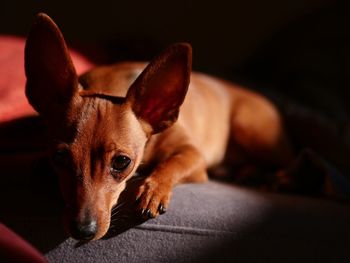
[62,178,140,241]
[65,204,135,241]
[67,217,112,241]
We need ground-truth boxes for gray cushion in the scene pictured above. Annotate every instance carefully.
[1,168,349,263]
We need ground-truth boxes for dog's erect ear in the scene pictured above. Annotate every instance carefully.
[25,13,78,116]
[126,43,192,134]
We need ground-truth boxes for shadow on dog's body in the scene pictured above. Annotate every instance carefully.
[22,13,333,242]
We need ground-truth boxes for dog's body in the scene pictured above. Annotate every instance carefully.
[25,14,294,241]
[80,62,292,171]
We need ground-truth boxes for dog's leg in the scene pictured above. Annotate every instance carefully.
[135,144,207,219]
[229,92,294,168]
[219,91,294,188]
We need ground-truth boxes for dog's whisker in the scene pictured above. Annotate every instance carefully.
[111,215,131,222]
[112,201,128,211]
[111,203,128,216]
[111,207,128,217]
[111,211,122,218]
[112,215,131,220]
[112,201,126,210]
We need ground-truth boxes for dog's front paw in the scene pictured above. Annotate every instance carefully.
[135,177,172,220]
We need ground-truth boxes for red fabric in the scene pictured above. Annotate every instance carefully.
[0,224,47,263]
[0,35,93,123]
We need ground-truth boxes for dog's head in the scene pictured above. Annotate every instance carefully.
[25,13,191,240]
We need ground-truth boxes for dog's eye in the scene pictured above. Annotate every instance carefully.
[110,155,131,175]
[52,148,70,167]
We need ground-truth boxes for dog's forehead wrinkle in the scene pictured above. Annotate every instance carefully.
[68,98,106,166]
[73,97,108,137]
[71,98,95,138]
[71,98,136,161]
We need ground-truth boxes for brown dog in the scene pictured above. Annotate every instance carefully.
[24,13,293,241]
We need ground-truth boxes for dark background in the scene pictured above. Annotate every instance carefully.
[1,0,349,120]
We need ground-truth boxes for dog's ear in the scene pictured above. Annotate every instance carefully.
[126,43,192,134]
[25,13,78,116]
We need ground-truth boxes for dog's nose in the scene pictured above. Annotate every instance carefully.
[70,219,98,241]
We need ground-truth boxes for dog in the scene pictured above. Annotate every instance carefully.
[24,13,296,241]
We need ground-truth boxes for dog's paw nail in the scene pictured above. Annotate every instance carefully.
[143,209,155,219]
[158,204,167,214]
[146,209,155,219]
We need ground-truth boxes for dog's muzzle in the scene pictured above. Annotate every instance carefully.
[69,219,98,241]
